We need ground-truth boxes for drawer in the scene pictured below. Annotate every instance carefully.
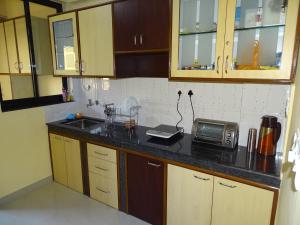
[88,156,117,179]
[87,143,116,163]
[89,172,118,209]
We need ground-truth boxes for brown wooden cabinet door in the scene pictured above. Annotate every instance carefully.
[138,0,170,50]
[113,0,139,51]
[127,154,164,225]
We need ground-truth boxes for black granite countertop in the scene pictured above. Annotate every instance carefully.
[47,117,282,188]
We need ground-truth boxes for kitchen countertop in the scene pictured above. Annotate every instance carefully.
[47,117,282,188]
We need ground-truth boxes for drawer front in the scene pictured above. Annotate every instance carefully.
[87,143,116,163]
[88,156,117,179]
[89,172,118,209]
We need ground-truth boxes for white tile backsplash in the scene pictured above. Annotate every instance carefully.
[44,77,291,152]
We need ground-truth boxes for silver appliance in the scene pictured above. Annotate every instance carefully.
[191,118,239,149]
[146,125,183,139]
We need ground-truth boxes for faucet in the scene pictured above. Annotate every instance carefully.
[87,99,94,108]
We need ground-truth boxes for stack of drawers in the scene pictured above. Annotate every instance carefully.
[87,143,118,209]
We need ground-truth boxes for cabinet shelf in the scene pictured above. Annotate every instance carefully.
[234,24,285,32]
[179,30,217,36]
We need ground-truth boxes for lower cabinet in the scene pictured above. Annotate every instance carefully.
[87,143,118,209]
[167,164,213,225]
[127,154,164,225]
[211,177,274,225]
[167,164,275,225]
[49,134,83,193]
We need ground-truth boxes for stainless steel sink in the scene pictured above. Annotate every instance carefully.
[64,119,104,130]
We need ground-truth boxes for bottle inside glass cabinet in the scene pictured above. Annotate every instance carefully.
[232,0,287,71]
[178,0,219,71]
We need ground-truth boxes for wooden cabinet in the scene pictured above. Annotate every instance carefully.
[49,134,83,193]
[167,164,214,225]
[78,5,114,77]
[0,23,9,74]
[49,12,80,76]
[127,154,164,225]
[4,20,19,74]
[171,0,300,82]
[211,177,274,225]
[87,143,118,209]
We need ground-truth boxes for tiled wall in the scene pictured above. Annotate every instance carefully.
[44,78,290,151]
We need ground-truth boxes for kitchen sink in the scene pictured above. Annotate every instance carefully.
[63,119,104,130]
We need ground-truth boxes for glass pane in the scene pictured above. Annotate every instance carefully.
[233,0,287,70]
[178,0,218,71]
[30,2,62,97]
[53,19,76,71]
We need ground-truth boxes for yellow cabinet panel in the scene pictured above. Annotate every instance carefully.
[0,75,12,100]
[4,20,19,74]
[87,143,116,163]
[49,134,68,186]
[211,177,274,225]
[89,171,118,209]
[78,5,114,77]
[64,137,83,193]
[0,23,9,74]
[167,164,213,225]
[88,156,117,179]
[49,12,80,76]
[15,17,31,74]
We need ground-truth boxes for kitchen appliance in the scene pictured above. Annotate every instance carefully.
[191,118,239,149]
[257,115,281,156]
[146,125,184,139]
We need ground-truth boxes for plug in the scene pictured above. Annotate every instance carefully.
[188,90,193,97]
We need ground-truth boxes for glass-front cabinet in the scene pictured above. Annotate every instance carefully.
[49,12,80,76]
[171,0,300,81]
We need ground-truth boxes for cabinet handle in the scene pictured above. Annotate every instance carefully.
[75,60,80,72]
[81,60,85,73]
[134,35,137,46]
[19,62,23,70]
[94,151,108,156]
[14,62,19,70]
[193,175,210,181]
[139,34,143,45]
[225,56,229,74]
[147,162,161,168]
[219,182,237,189]
[216,56,220,73]
[96,187,110,194]
[95,166,108,171]
[64,139,71,143]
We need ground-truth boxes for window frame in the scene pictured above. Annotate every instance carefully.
[0,0,67,112]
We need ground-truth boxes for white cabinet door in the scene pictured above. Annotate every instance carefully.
[167,164,214,225]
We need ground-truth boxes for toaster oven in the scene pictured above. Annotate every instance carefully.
[191,118,239,149]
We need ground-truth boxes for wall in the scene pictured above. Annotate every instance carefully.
[276,49,300,225]
[0,107,52,198]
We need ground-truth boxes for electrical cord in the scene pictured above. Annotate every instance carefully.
[188,90,195,123]
[176,90,183,130]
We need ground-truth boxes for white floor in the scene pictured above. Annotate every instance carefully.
[0,182,149,225]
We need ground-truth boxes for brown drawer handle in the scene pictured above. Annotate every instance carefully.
[95,166,108,171]
[96,187,110,194]
[94,151,108,156]
[147,162,161,168]
[193,175,210,181]
[219,182,237,189]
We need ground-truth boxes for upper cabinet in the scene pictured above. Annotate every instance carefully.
[49,12,80,76]
[171,0,300,82]
[113,0,169,52]
[49,6,114,77]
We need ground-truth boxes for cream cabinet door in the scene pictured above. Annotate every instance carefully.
[223,0,300,80]
[64,137,83,193]
[78,5,114,77]
[15,17,31,74]
[167,164,214,225]
[49,12,80,76]
[0,75,12,100]
[4,20,19,74]
[49,134,68,186]
[0,23,9,74]
[211,177,274,225]
[170,0,227,79]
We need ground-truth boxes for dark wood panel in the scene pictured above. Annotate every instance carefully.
[113,0,139,51]
[127,154,164,225]
[138,0,170,50]
[115,52,169,78]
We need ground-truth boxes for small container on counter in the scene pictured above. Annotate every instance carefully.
[247,128,257,153]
